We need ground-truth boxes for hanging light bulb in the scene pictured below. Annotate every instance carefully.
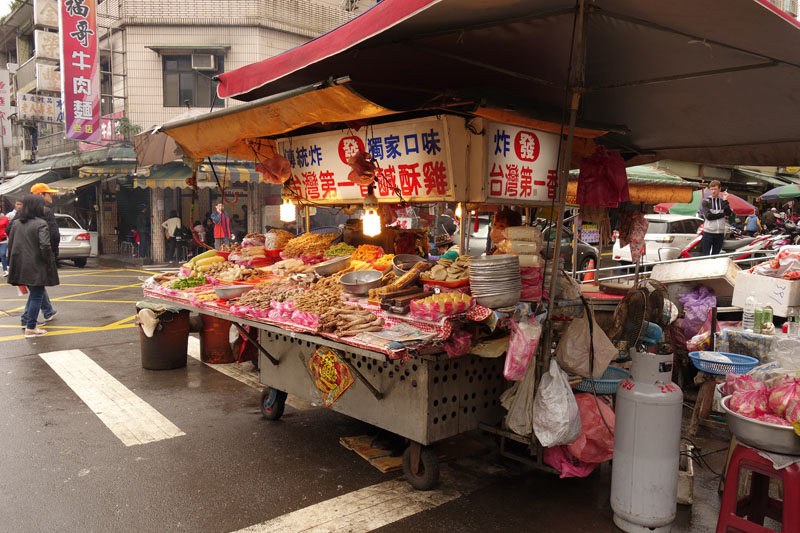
[362,184,381,237]
[455,203,462,219]
[279,186,296,222]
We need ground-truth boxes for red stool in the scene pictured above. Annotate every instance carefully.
[717,444,800,532]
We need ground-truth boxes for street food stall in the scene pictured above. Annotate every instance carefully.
[138,3,800,527]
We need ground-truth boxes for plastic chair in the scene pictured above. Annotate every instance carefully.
[717,444,800,532]
[119,241,134,257]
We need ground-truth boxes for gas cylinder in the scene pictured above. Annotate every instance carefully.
[611,351,683,533]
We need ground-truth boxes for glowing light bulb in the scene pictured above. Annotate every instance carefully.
[363,209,381,237]
[455,204,462,218]
[279,199,295,222]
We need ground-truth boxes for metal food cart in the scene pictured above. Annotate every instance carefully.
[143,289,504,489]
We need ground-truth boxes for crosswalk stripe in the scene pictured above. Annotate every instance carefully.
[234,478,466,533]
[39,349,185,446]
[187,336,315,411]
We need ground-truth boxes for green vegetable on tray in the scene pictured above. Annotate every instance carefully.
[324,242,356,257]
[170,276,207,290]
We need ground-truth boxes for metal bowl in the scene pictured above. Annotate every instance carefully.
[392,254,426,277]
[721,396,800,455]
[313,255,351,277]
[340,269,383,295]
[474,291,521,309]
[214,285,253,299]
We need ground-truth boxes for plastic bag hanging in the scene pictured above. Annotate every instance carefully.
[577,146,630,207]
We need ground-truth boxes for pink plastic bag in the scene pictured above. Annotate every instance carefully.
[785,400,800,424]
[543,445,598,478]
[503,315,542,380]
[768,376,800,416]
[444,329,472,358]
[567,394,616,463]
[577,146,630,208]
[724,372,767,395]
[757,413,791,426]
[730,389,770,418]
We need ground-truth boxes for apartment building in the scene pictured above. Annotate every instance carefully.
[0,0,368,262]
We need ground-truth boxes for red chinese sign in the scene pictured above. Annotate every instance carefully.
[278,117,454,204]
[59,0,100,141]
[486,122,560,203]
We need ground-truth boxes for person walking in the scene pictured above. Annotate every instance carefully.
[700,180,732,255]
[203,217,216,247]
[7,194,60,338]
[161,210,181,263]
[25,183,60,326]
[762,207,777,231]
[0,210,9,276]
[210,202,232,248]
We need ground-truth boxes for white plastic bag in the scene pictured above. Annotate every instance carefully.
[556,307,617,379]
[503,361,538,436]
[532,359,582,447]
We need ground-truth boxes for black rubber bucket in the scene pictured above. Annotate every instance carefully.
[138,309,190,370]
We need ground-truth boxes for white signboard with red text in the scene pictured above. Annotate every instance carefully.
[0,70,11,145]
[277,116,456,204]
[484,121,560,203]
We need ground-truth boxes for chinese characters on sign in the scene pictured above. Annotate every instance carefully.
[59,0,100,141]
[34,0,59,28]
[0,70,11,145]
[35,30,60,61]
[485,122,560,203]
[277,117,454,203]
[18,94,64,124]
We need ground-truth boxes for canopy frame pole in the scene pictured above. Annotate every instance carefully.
[545,0,587,367]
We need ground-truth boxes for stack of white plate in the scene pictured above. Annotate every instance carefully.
[469,254,521,308]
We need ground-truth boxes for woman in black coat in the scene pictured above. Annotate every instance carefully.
[7,194,59,338]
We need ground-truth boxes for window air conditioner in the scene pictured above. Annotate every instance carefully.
[191,54,215,71]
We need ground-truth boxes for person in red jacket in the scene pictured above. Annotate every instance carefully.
[0,210,9,276]
[210,202,232,248]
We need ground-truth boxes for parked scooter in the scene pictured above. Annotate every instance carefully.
[679,226,785,260]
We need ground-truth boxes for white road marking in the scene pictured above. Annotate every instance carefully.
[234,478,466,533]
[39,349,185,446]
[187,336,315,411]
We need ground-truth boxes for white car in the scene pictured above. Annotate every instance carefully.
[55,213,91,268]
[613,214,702,264]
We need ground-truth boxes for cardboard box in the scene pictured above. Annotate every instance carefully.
[732,271,800,317]
[652,257,739,308]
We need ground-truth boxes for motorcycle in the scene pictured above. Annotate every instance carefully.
[679,225,786,260]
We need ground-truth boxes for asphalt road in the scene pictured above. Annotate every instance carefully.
[0,261,727,532]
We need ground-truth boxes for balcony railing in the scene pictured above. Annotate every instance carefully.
[16,56,36,94]
[37,132,80,158]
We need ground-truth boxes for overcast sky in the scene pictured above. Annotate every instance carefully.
[0,0,14,19]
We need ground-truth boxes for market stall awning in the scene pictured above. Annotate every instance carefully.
[79,162,140,178]
[161,82,397,162]
[209,0,800,166]
[132,163,193,189]
[48,175,107,192]
[566,165,695,204]
[735,168,791,186]
[198,163,262,184]
[0,170,56,197]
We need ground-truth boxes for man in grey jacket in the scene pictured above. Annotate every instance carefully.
[700,180,732,255]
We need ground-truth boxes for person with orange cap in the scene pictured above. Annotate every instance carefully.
[20,183,60,327]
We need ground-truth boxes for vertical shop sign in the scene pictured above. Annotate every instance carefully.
[0,70,11,145]
[34,0,59,28]
[485,122,560,202]
[58,0,100,141]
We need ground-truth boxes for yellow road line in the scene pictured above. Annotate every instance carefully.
[108,314,138,327]
[54,283,142,301]
[0,323,138,342]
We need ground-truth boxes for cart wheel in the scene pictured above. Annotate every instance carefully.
[402,446,439,490]
[260,387,287,420]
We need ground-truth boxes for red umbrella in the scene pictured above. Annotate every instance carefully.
[654,189,756,216]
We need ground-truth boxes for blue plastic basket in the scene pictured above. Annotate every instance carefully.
[688,351,759,375]
[311,226,343,244]
[575,366,630,394]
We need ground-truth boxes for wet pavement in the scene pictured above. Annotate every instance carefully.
[0,260,730,532]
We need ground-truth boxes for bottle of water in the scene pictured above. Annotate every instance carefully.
[789,308,800,339]
[743,292,756,332]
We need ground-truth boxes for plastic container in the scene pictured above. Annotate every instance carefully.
[200,314,236,363]
[789,307,800,338]
[688,351,759,375]
[574,366,630,394]
[138,307,190,370]
[743,292,756,332]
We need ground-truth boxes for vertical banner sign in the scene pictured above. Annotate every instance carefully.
[485,121,560,203]
[58,0,100,141]
[0,70,11,145]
